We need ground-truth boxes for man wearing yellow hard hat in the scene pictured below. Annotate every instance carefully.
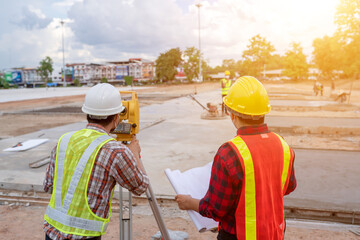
[176,76,297,240]
[221,70,232,115]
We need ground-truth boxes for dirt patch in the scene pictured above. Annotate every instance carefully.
[0,114,85,139]
[0,95,85,112]
[0,204,357,240]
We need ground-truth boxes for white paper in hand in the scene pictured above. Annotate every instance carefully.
[165,162,218,232]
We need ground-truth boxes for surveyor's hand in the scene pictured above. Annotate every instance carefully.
[128,135,141,158]
[175,194,200,212]
[128,135,146,173]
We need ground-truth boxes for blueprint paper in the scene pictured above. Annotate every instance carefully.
[165,162,218,232]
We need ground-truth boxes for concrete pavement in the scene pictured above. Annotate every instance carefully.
[0,90,359,213]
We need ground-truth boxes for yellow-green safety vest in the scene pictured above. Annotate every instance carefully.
[44,129,114,237]
[221,78,232,95]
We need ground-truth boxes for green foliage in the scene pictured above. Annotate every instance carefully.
[266,54,284,70]
[183,47,200,82]
[335,0,360,78]
[335,0,360,41]
[155,48,182,82]
[101,77,108,83]
[124,76,133,85]
[222,59,237,78]
[282,42,309,81]
[37,56,54,85]
[242,34,275,77]
[73,78,80,86]
[0,77,10,89]
[201,59,211,81]
[312,35,341,78]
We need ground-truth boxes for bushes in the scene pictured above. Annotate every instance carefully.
[73,78,80,86]
[0,77,10,89]
[124,76,133,86]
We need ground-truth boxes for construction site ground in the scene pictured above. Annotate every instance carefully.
[0,79,359,239]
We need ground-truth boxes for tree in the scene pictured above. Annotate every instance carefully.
[334,0,360,78]
[282,42,309,81]
[0,76,10,89]
[155,48,182,82]
[37,56,53,85]
[266,54,284,70]
[222,59,237,78]
[183,47,200,82]
[312,35,341,78]
[201,59,211,81]
[335,0,360,41]
[73,78,80,86]
[242,34,275,77]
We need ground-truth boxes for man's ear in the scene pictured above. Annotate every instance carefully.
[230,112,235,121]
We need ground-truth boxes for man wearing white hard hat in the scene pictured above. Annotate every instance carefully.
[43,83,149,240]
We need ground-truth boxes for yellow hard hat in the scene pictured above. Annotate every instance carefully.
[223,76,271,116]
[225,70,230,76]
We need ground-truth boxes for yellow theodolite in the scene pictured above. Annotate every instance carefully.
[111,91,139,142]
[112,91,173,240]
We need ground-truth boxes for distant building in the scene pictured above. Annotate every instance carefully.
[109,58,155,82]
[175,66,186,81]
[2,58,155,86]
[21,68,41,83]
[66,63,103,83]
[99,64,116,81]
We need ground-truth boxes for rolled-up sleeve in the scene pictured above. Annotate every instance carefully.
[109,147,149,196]
[285,148,297,195]
[199,143,242,222]
[43,145,57,193]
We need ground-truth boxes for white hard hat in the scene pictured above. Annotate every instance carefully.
[82,83,124,118]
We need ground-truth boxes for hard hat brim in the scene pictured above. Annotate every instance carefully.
[82,104,125,116]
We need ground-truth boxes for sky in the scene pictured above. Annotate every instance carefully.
[0,0,340,71]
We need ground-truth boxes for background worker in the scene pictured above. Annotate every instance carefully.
[43,83,149,240]
[176,76,296,240]
[221,70,232,115]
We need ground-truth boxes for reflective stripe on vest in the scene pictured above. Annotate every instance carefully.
[274,133,291,193]
[45,130,113,235]
[230,136,257,239]
[229,133,292,240]
[221,78,231,95]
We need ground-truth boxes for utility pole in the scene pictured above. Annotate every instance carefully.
[263,64,266,79]
[196,3,202,82]
[60,20,66,87]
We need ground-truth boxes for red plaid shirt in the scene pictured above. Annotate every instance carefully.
[43,123,149,240]
[198,124,296,235]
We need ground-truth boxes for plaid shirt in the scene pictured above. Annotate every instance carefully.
[199,124,296,235]
[43,123,149,240]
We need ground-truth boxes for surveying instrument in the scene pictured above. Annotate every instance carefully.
[111,91,172,240]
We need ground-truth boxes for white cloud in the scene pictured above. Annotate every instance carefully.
[0,0,339,69]
[52,0,83,8]
[11,5,52,30]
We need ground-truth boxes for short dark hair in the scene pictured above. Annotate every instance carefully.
[240,116,265,125]
[86,114,117,126]
[226,106,265,125]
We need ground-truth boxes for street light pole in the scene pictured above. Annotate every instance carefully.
[60,20,66,87]
[196,3,202,82]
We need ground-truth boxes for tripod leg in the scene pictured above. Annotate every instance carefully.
[119,187,132,240]
[146,184,171,240]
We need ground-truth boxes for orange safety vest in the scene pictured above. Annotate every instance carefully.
[228,132,293,240]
